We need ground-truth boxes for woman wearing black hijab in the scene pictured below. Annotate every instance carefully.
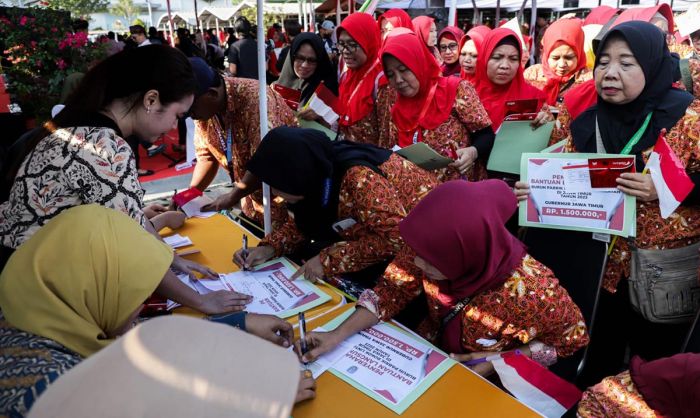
[275,33,338,111]
[232,127,437,288]
[517,21,700,385]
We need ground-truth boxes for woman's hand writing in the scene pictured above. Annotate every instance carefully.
[233,245,275,270]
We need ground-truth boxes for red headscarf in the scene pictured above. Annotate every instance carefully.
[583,6,619,26]
[458,25,491,84]
[563,78,596,120]
[381,29,461,147]
[613,4,674,30]
[399,180,526,354]
[437,26,465,77]
[377,9,413,33]
[412,16,435,48]
[540,19,587,105]
[337,13,387,127]
[630,353,700,418]
[474,28,544,130]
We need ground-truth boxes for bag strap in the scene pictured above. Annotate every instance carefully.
[440,295,472,330]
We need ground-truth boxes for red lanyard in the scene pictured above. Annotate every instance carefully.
[340,61,380,123]
[411,82,439,144]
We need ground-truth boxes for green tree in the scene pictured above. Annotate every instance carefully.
[238,6,283,29]
[110,0,139,25]
[45,0,109,18]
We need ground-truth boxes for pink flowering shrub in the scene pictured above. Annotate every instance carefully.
[0,7,106,119]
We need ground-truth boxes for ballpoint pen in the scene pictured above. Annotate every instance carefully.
[299,312,309,365]
[241,234,249,271]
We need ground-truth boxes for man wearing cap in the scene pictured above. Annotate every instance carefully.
[186,57,296,227]
[129,25,151,47]
[319,20,337,61]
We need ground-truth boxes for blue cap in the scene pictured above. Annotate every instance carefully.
[189,57,217,97]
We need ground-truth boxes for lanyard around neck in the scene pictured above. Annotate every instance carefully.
[621,112,653,155]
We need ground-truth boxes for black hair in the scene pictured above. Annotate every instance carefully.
[108,31,116,40]
[284,20,302,38]
[130,24,146,34]
[148,26,158,37]
[72,19,88,32]
[3,45,196,197]
[234,17,252,38]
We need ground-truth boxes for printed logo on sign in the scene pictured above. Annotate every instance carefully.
[273,271,304,297]
[366,328,424,357]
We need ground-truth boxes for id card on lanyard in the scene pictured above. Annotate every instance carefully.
[225,126,233,176]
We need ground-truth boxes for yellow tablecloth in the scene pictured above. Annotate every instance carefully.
[163,215,539,418]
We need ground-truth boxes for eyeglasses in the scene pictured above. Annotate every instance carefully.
[439,43,459,52]
[337,41,360,53]
[293,55,318,65]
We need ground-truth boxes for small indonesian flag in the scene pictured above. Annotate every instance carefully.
[305,82,340,126]
[491,354,581,418]
[645,130,694,219]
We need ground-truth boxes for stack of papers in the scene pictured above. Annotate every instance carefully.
[395,143,453,170]
[304,82,340,126]
[163,234,192,249]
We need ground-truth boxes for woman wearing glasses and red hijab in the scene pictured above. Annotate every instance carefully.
[381,29,495,182]
[297,180,589,376]
[335,13,394,149]
[437,26,465,77]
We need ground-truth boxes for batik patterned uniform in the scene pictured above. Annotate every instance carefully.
[555,99,700,292]
[337,83,395,149]
[259,154,437,276]
[688,58,700,98]
[387,81,492,182]
[577,371,657,418]
[359,253,589,361]
[0,126,145,250]
[194,76,297,227]
[0,317,82,418]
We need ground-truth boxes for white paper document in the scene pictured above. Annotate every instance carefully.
[180,195,217,218]
[163,234,192,248]
[169,260,326,316]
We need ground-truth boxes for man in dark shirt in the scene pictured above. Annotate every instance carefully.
[276,20,302,72]
[228,17,259,80]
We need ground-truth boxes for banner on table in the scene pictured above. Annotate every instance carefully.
[519,153,637,237]
[311,308,455,414]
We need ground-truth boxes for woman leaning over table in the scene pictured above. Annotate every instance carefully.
[296,180,589,376]
[0,205,314,417]
[232,127,438,293]
[382,29,495,182]
[335,13,394,149]
[523,18,592,107]
[516,21,700,384]
[0,46,241,315]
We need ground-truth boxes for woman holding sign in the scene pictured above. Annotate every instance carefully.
[516,21,700,385]
[297,180,589,376]
[382,29,495,182]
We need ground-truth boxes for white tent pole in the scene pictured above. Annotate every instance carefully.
[448,0,457,27]
[308,0,316,32]
[336,0,341,26]
[495,0,501,24]
[257,0,273,235]
[471,0,479,24]
[529,0,536,65]
[215,17,220,37]
[299,0,304,24]
[302,0,308,30]
[166,0,175,46]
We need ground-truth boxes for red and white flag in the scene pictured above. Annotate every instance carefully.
[492,354,581,418]
[305,82,340,126]
[645,131,694,219]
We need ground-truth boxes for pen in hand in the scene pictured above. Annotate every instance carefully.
[241,234,249,271]
[299,312,309,365]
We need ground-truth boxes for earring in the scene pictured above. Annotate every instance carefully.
[147,106,151,114]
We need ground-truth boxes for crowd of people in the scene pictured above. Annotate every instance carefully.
[1,4,700,417]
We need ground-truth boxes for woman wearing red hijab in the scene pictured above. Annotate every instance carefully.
[473,28,545,131]
[583,5,619,26]
[377,9,413,40]
[336,13,394,148]
[524,19,592,106]
[412,15,440,62]
[381,29,495,182]
[458,26,491,85]
[297,180,589,375]
[437,26,465,77]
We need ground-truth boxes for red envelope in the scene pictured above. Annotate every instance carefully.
[588,157,636,188]
[173,187,202,208]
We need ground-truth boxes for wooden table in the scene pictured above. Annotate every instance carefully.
[164,215,540,418]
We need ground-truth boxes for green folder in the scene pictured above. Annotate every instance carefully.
[298,119,338,141]
[487,120,555,175]
[395,142,453,171]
